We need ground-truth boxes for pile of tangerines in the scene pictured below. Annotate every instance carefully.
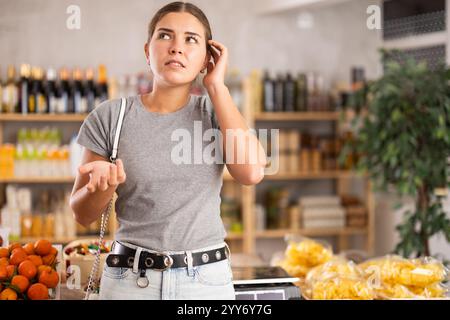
[0,240,59,300]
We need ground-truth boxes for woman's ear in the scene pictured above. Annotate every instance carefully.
[144,43,150,65]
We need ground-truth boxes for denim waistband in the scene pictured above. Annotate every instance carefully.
[114,240,229,256]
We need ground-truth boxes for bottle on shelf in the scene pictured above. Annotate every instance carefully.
[274,73,284,112]
[2,65,19,113]
[46,68,57,114]
[33,67,47,114]
[262,70,275,112]
[57,68,70,114]
[283,72,296,112]
[295,73,307,112]
[85,68,96,112]
[95,64,108,106]
[19,64,31,115]
[72,68,88,114]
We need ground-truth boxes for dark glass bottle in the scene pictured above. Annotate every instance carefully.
[95,64,108,107]
[85,68,96,112]
[284,72,296,112]
[274,73,284,112]
[262,70,274,112]
[72,68,87,114]
[34,68,47,114]
[57,68,70,114]
[46,68,57,114]
[19,64,31,115]
[295,73,307,111]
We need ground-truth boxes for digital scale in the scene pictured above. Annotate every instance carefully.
[232,266,302,300]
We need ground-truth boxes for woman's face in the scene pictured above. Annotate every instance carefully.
[146,12,209,87]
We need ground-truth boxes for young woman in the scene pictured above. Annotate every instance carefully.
[70,1,266,300]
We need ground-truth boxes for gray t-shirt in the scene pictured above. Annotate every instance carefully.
[76,94,227,251]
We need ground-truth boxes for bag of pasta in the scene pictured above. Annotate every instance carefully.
[276,235,333,278]
[306,275,375,300]
[359,255,449,299]
[303,257,375,300]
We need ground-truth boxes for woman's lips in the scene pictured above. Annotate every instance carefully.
[166,62,185,68]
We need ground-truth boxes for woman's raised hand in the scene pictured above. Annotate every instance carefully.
[78,159,126,193]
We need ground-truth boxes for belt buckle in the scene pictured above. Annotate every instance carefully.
[153,252,173,271]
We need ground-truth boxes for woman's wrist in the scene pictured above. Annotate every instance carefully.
[205,82,228,97]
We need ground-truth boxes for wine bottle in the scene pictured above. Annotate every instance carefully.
[72,68,87,113]
[28,66,39,114]
[262,70,274,112]
[46,68,57,114]
[284,72,296,112]
[296,73,307,112]
[57,68,70,113]
[4,66,18,113]
[34,68,47,114]
[19,64,31,115]
[274,73,284,112]
[95,64,108,107]
[85,68,96,112]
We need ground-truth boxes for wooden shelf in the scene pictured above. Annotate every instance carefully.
[0,114,87,122]
[225,232,244,240]
[255,227,368,239]
[0,176,75,183]
[16,236,113,244]
[254,111,339,121]
[262,170,367,180]
[16,234,243,244]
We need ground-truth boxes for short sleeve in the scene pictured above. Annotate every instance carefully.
[200,94,220,130]
[76,99,120,158]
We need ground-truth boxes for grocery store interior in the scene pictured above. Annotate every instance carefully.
[0,0,449,300]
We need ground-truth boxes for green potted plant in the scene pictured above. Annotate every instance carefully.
[341,51,450,258]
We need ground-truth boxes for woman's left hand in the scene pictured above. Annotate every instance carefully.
[203,39,228,89]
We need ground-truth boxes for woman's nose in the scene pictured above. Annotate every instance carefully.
[170,47,183,54]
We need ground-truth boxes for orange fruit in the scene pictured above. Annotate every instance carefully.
[50,246,58,256]
[11,275,29,293]
[27,255,43,267]
[0,247,9,258]
[23,243,35,255]
[9,248,27,266]
[8,243,21,253]
[18,260,37,280]
[27,283,48,300]
[42,254,56,266]
[0,257,8,266]
[0,265,7,280]
[39,269,59,288]
[34,240,52,256]
[0,288,18,300]
[37,265,51,277]
[6,265,16,278]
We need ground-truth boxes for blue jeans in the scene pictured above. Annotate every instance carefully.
[99,241,236,300]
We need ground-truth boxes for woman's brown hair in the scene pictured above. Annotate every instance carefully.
[147,1,212,48]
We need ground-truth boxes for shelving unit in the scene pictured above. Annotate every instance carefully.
[234,76,375,256]
[0,92,375,257]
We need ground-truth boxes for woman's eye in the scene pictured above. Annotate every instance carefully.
[186,36,198,43]
[159,33,170,40]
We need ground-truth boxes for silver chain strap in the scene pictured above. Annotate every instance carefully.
[84,195,113,300]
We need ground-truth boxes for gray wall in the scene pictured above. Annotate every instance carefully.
[0,0,382,86]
